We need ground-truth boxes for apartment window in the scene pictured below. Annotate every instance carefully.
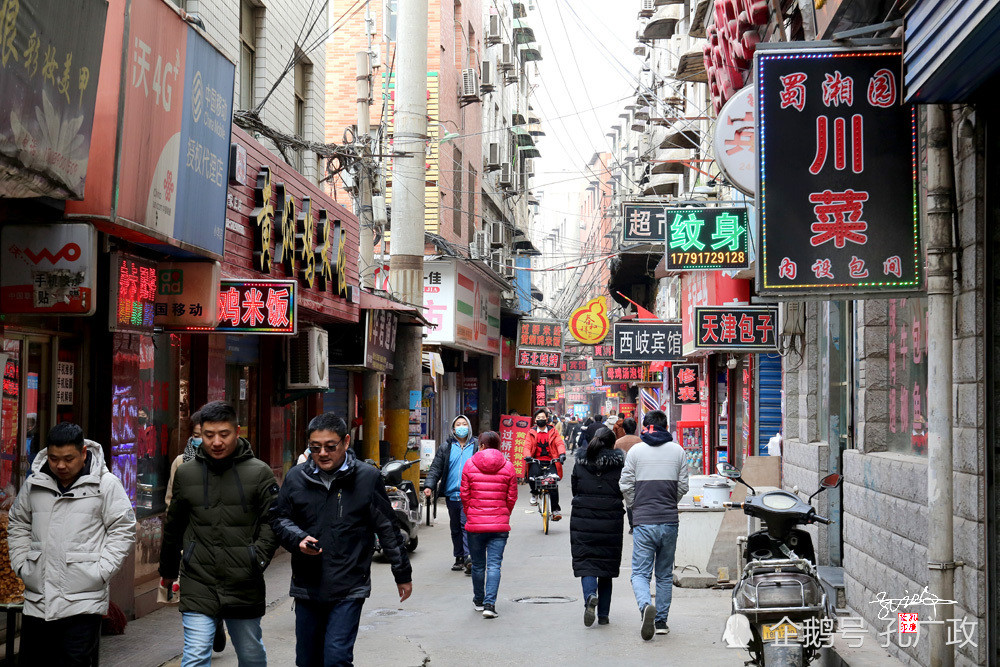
[294,59,311,172]
[239,1,256,110]
[387,0,398,41]
[452,147,463,237]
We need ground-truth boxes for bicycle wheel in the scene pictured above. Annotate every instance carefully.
[541,492,550,534]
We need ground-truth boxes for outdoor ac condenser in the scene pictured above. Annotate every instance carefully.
[286,326,329,390]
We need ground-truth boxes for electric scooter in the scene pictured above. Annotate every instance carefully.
[374,458,420,552]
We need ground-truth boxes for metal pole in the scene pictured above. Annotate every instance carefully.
[925,103,956,667]
[386,0,427,481]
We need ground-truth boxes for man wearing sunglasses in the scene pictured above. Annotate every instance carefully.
[271,412,413,666]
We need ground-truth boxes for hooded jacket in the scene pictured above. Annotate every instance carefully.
[570,447,625,578]
[526,426,567,478]
[423,415,478,499]
[270,450,412,601]
[460,449,518,533]
[8,440,136,621]
[618,425,688,526]
[159,438,280,619]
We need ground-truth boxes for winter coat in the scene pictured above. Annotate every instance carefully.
[159,438,280,619]
[8,440,136,621]
[424,433,478,499]
[614,435,642,453]
[270,450,412,601]
[570,447,625,578]
[619,426,689,526]
[526,427,566,478]
[460,449,518,533]
[580,421,603,448]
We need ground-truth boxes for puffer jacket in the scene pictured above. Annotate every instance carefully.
[8,440,136,621]
[460,449,517,533]
[570,447,625,578]
[159,438,280,619]
[526,428,567,478]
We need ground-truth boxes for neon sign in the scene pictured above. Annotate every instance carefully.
[110,253,157,333]
[215,279,296,334]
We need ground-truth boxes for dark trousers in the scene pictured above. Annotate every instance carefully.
[294,598,366,667]
[582,576,614,618]
[20,613,101,666]
[527,461,561,511]
[445,498,469,558]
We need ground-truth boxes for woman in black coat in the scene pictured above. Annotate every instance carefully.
[570,426,625,627]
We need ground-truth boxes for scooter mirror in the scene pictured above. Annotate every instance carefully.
[717,463,742,479]
[820,473,843,489]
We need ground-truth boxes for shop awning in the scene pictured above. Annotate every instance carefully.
[359,291,433,327]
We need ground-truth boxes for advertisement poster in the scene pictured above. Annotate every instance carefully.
[0,223,98,315]
[423,261,457,345]
[455,264,501,355]
[499,414,533,478]
[619,403,637,420]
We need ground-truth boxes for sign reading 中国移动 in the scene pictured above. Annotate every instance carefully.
[613,322,685,362]
[756,47,920,295]
[693,306,779,352]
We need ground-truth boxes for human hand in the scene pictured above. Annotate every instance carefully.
[398,582,413,602]
[299,537,323,555]
[423,487,432,497]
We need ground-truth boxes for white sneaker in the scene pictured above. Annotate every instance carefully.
[529,495,538,506]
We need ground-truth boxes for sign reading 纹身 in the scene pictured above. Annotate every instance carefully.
[664,206,750,271]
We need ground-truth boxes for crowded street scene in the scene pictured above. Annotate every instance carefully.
[0,0,993,665]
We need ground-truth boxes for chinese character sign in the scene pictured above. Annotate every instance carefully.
[713,86,756,197]
[153,261,220,328]
[672,364,700,405]
[364,310,398,372]
[423,262,457,345]
[664,207,751,270]
[694,306,779,352]
[0,223,97,315]
[517,319,564,351]
[602,365,646,384]
[566,359,588,371]
[110,253,158,333]
[499,415,533,478]
[592,342,614,359]
[622,203,668,244]
[887,298,928,455]
[568,296,610,345]
[516,349,563,371]
[613,322,685,362]
[455,265,501,354]
[756,48,919,294]
[215,279,296,334]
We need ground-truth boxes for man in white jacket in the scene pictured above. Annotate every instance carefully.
[9,422,136,665]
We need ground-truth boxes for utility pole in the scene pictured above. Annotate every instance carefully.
[386,0,427,477]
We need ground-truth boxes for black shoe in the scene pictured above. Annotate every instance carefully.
[451,557,464,571]
[655,621,670,635]
[213,620,227,652]
[473,599,484,612]
[584,594,598,627]
[483,604,498,619]
[597,617,610,625]
[640,603,656,641]
[464,556,472,575]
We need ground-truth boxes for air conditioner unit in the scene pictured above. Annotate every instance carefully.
[503,257,516,278]
[460,68,480,101]
[487,14,502,45]
[471,230,489,259]
[286,327,329,390]
[372,195,388,225]
[525,158,535,177]
[480,60,495,93]
[486,142,501,171]
[499,162,513,188]
[490,221,504,247]
[635,45,648,58]
[490,249,504,273]
[500,44,515,71]
[638,0,655,17]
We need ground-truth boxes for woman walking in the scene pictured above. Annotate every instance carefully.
[461,431,518,619]
[570,426,626,627]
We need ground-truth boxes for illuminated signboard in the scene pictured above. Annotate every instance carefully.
[693,306,779,352]
[602,364,646,384]
[592,341,614,359]
[613,322,685,362]
[566,359,588,371]
[516,318,564,370]
[672,364,701,405]
[516,349,563,371]
[109,253,157,333]
[664,207,751,271]
[215,279,296,334]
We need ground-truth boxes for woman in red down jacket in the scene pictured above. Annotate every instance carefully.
[460,431,518,620]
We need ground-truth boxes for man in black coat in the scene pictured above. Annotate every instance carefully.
[580,414,605,447]
[271,413,413,666]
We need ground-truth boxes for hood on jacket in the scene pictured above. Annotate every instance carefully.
[30,439,107,487]
[640,425,674,447]
[575,446,625,470]
[470,448,507,474]
[451,413,473,435]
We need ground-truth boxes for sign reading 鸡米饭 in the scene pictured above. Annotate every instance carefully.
[671,364,701,405]
[613,322,685,362]
[602,364,646,384]
[0,223,98,315]
[215,279,297,335]
[0,0,108,199]
[568,296,610,345]
[756,47,920,295]
[365,310,398,373]
[516,318,564,370]
[693,306,779,352]
[109,253,158,333]
[664,207,751,271]
[154,261,221,328]
[622,203,668,244]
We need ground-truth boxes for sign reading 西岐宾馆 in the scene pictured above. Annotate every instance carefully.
[613,322,685,362]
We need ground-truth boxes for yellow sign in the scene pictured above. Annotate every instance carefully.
[568,296,610,345]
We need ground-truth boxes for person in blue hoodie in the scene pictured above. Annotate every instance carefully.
[423,415,479,573]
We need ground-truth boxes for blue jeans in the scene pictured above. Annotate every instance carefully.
[467,531,508,605]
[630,523,679,623]
[181,612,266,667]
[581,576,614,619]
[294,598,366,666]
[445,497,469,558]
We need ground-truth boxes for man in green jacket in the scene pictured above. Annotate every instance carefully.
[159,401,279,665]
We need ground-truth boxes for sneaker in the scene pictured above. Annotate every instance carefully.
[640,603,657,641]
[584,594,598,627]
[451,557,464,571]
[530,495,538,506]
[552,513,562,521]
[483,604,498,619]
[655,621,670,635]
[473,599,485,612]
[597,617,610,625]
[213,620,227,652]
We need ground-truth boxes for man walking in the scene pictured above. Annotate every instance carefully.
[271,412,412,666]
[9,422,136,665]
[160,401,279,666]
[619,410,688,640]
[423,414,477,572]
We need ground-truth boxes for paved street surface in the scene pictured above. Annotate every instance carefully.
[100,461,900,666]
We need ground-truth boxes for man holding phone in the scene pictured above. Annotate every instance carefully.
[271,412,413,666]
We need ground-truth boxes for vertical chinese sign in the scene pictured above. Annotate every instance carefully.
[756,48,919,295]
[887,298,928,455]
[423,262,457,344]
[671,364,700,405]
[499,414,532,478]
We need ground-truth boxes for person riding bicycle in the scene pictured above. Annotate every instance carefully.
[526,408,567,521]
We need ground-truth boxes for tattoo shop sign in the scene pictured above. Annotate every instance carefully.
[693,306,778,352]
[613,322,685,362]
[665,206,750,271]
[755,47,920,295]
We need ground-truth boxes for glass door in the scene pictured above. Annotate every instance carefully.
[0,335,54,491]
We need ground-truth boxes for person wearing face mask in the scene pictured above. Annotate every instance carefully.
[165,411,201,507]
[526,408,567,520]
[423,415,478,573]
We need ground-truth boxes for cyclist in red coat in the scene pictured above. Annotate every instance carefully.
[526,408,567,520]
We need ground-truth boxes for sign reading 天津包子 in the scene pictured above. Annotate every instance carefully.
[693,306,779,353]
[568,296,610,345]
[756,47,920,295]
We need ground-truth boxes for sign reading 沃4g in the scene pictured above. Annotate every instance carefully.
[664,206,750,271]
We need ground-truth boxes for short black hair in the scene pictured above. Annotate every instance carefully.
[198,401,238,428]
[622,417,637,435]
[479,431,501,450]
[642,410,668,429]
[533,408,548,420]
[307,412,348,439]
[594,414,605,423]
[47,422,85,450]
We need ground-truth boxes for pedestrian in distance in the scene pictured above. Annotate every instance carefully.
[423,414,478,573]
[619,409,688,641]
[271,412,412,666]
[9,422,136,666]
[525,408,567,520]
[614,418,641,454]
[580,414,604,449]
[460,430,517,619]
[570,426,625,628]
[159,400,280,666]
[166,410,201,506]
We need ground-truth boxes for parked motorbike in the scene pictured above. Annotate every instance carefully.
[371,458,420,553]
[718,462,842,666]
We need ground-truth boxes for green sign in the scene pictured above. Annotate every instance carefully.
[664,206,750,270]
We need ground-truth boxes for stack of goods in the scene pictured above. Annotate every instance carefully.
[0,512,24,604]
